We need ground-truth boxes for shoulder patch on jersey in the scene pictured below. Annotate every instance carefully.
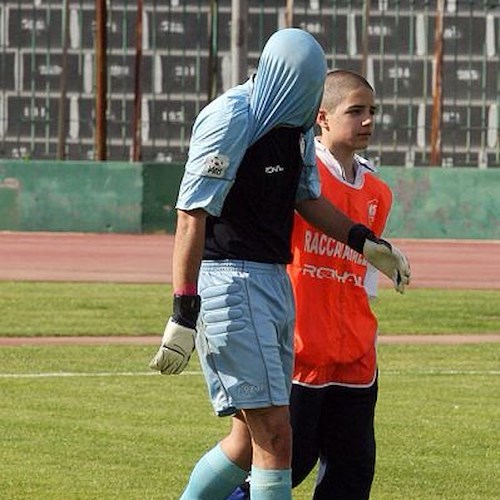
[202,154,230,178]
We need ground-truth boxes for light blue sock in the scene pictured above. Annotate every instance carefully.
[180,444,248,500]
[250,466,292,500]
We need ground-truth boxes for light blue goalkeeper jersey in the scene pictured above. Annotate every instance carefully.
[176,28,327,217]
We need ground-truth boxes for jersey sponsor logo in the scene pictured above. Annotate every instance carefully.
[303,229,366,264]
[202,154,230,178]
[300,263,364,287]
[265,164,285,174]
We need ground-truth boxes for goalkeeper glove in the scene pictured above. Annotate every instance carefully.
[348,224,411,294]
[149,294,201,375]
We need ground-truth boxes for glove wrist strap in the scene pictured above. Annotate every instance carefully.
[172,294,201,329]
[347,224,374,254]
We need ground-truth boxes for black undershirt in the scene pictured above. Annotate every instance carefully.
[204,127,305,264]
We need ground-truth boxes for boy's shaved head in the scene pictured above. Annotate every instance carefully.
[321,69,374,111]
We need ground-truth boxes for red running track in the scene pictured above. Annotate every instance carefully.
[0,232,499,289]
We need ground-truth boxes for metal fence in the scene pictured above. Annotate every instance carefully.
[0,0,498,167]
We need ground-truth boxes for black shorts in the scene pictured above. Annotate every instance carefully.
[291,378,378,500]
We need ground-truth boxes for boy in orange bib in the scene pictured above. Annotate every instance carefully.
[288,69,393,499]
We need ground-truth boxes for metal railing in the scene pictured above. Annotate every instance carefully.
[0,0,498,167]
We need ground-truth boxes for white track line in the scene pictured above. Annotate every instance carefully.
[382,369,500,376]
[0,370,203,379]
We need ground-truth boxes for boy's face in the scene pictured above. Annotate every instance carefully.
[317,86,376,152]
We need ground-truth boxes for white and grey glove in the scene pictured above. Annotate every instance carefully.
[149,294,201,375]
[348,224,411,294]
[149,318,196,374]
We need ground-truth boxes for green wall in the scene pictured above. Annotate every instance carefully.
[379,167,500,239]
[0,160,498,239]
[142,163,184,233]
[0,161,143,232]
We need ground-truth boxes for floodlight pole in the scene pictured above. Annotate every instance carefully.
[430,0,444,166]
[132,0,143,162]
[95,0,107,160]
[57,0,70,160]
[207,0,219,102]
[361,0,371,77]
[285,0,294,27]
[231,0,248,86]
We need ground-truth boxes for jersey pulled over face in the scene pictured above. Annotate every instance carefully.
[177,28,326,219]
[249,28,327,141]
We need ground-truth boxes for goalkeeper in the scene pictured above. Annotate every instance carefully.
[149,30,410,500]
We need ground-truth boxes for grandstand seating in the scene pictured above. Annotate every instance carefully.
[0,0,498,166]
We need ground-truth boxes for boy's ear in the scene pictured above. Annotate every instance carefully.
[316,108,329,129]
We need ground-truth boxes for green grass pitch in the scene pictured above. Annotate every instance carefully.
[0,282,499,498]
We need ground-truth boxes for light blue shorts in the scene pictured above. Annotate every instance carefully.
[196,260,295,416]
